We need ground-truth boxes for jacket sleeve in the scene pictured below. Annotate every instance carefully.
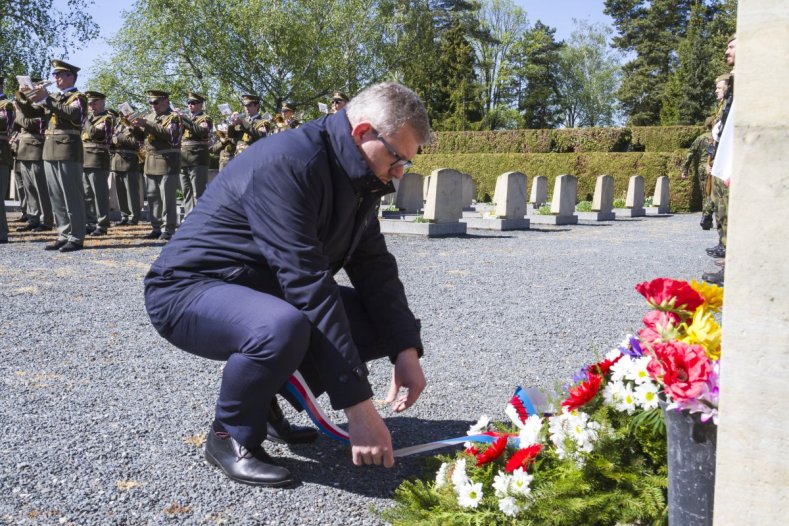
[344,213,423,362]
[242,155,373,410]
[43,93,85,126]
[141,115,181,146]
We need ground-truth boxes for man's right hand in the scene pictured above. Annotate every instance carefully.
[344,399,394,468]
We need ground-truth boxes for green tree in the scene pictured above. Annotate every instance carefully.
[0,0,98,84]
[557,19,623,127]
[433,19,482,130]
[509,21,564,129]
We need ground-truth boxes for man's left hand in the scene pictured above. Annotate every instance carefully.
[384,348,426,413]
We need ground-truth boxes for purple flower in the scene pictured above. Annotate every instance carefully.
[618,335,644,358]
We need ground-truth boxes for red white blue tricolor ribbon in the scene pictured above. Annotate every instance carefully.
[284,373,548,457]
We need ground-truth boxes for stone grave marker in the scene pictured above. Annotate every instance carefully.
[394,172,423,213]
[529,174,578,225]
[648,176,670,214]
[617,175,646,217]
[463,171,529,231]
[579,174,616,221]
[529,175,548,211]
[461,173,476,210]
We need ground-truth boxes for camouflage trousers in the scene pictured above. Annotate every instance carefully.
[712,177,729,246]
[698,165,715,219]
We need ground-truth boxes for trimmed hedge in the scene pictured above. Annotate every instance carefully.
[411,151,701,212]
[420,126,704,154]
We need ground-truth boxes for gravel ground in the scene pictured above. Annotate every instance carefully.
[0,211,717,525]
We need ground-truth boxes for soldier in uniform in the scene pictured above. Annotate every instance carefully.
[229,94,268,155]
[0,77,15,244]
[330,91,349,114]
[81,91,115,236]
[280,102,300,130]
[179,92,213,216]
[681,116,714,230]
[111,110,144,226]
[210,126,235,172]
[13,85,53,233]
[19,60,87,252]
[132,90,181,241]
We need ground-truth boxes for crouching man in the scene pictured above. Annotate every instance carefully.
[143,82,430,486]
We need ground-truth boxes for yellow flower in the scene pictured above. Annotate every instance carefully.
[690,280,724,312]
[681,306,722,360]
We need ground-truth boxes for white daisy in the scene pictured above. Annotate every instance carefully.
[498,496,520,517]
[517,415,543,447]
[635,381,660,410]
[435,462,449,488]
[467,415,490,435]
[510,467,533,496]
[492,471,510,498]
[456,481,484,508]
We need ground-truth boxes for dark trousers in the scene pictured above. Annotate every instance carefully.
[146,281,386,449]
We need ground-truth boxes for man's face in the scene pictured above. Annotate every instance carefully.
[53,70,75,90]
[282,109,294,120]
[353,122,419,185]
[331,99,346,112]
[150,97,169,115]
[88,99,105,113]
[715,80,728,101]
[244,102,259,116]
[725,39,736,66]
[188,100,203,114]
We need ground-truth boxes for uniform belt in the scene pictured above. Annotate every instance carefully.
[181,140,210,146]
[84,144,110,150]
[19,132,44,139]
[114,149,138,155]
[145,148,180,154]
[45,129,81,136]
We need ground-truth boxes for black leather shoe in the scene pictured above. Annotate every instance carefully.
[128,219,139,226]
[143,230,162,239]
[158,231,172,241]
[702,269,724,285]
[44,239,68,251]
[266,398,318,445]
[33,224,53,232]
[59,241,84,253]
[90,228,107,236]
[16,223,36,232]
[700,214,713,230]
[85,224,96,235]
[706,244,726,258]
[14,215,29,223]
[115,217,129,226]
[204,429,294,487]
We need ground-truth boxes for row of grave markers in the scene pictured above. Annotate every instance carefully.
[379,168,671,236]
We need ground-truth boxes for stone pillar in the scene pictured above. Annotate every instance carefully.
[529,175,548,208]
[622,175,646,217]
[583,174,615,221]
[460,173,476,209]
[714,3,789,524]
[531,174,578,225]
[394,173,423,213]
[652,176,670,214]
[423,168,463,223]
[493,171,527,219]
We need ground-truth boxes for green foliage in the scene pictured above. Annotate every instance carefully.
[576,200,593,212]
[630,126,704,152]
[413,150,699,212]
[537,203,552,215]
[613,197,626,208]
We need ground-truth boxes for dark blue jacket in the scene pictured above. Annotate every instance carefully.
[144,109,422,409]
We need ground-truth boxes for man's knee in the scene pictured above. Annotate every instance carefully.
[242,308,311,370]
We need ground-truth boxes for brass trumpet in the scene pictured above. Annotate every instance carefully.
[18,79,53,96]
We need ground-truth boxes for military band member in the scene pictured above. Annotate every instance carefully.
[179,92,212,216]
[230,94,268,155]
[330,91,349,114]
[111,110,144,226]
[280,102,300,130]
[0,77,15,244]
[133,90,181,241]
[13,92,53,233]
[20,60,87,252]
[82,91,115,236]
[210,127,235,172]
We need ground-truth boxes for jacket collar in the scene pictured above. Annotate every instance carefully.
[326,108,394,197]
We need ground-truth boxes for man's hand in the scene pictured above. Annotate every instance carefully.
[345,399,394,467]
[681,169,689,179]
[384,348,426,413]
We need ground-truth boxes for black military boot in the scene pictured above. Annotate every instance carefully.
[700,214,713,230]
[266,398,319,445]
[702,268,724,285]
[706,244,726,258]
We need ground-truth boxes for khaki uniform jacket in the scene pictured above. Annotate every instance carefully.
[12,108,45,162]
[140,109,181,176]
[181,112,213,167]
[0,95,15,165]
[110,122,143,173]
[229,114,268,154]
[82,111,115,170]
[17,88,87,163]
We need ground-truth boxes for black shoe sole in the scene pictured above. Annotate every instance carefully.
[204,450,295,488]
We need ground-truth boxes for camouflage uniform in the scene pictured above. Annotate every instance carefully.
[682,131,714,219]
[711,83,733,247]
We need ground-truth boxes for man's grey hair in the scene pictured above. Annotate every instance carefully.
[345,82,432,145]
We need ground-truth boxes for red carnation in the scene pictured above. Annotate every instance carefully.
[505,444,542,473]
[635,278,704,314]
[562,373,603,411]
[647,340,711,403]
[464,445,480,456]
[591,354,622,377]
[475,436,508,466]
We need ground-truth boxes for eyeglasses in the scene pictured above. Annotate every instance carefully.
[331,100,344,105]
[187,100,200,105]
[373,129,412,171]
[53,71,72,78]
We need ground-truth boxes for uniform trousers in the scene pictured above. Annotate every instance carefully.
[145,280,387,449]
[0,164,9,241]
[19,160,53,227]
[13,164,28,217]
[113,171,142,222]
[145,174,178,234]
[179,164,207,216]
[712,177,729,246]
[83,169,112,230]
[44,160,85,243]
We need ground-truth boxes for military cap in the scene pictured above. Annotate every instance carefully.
[715,73,732,84]
[727,34,737,43]
[146,89,170,103]
[84,91,106,101]
[281,102,295,112]
[331,91,349,102]
[241,94,260,105]
[187,91,206,103]
[51,59,80,75]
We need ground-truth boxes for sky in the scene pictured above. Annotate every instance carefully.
[52,0,614,85]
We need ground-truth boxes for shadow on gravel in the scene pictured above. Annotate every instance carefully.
[277,417,470,496]
[83,242,165,250]
[572,223,613,227]
[524,227,572,233]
